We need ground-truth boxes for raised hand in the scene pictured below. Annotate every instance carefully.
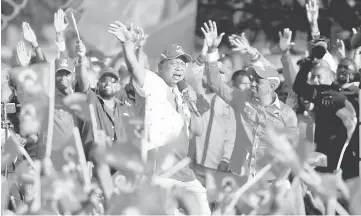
[306,0,319,23]
[75,40,86,57]
[278,28,295,53]
[17,41,31,67]
[134,26,148,48]
[228,33,252,54]
[108,21,133,43]
[22,22,38,47]
[351,27,361,49]
[335,39,346,58]
[54,9,69,33]
[200,20,225,49]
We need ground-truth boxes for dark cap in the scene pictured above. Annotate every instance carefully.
[160,44,193,63]
[247,65,280,88]
[98,67,119,80]
[55,58,74,73]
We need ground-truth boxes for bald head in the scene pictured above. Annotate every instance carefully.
[310,66,334,85]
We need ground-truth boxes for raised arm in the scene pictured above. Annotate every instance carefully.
[292,60,317,102]
[54,9,69,59]
[108,21,146,87]
[22,22,46,61]
[74,41,89,92]
[306,0,320,40]
[279,28,297,88]
[201,21,235,104]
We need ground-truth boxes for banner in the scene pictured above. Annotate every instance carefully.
[9,63,51,137]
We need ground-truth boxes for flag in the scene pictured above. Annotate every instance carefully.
[9,63,51,137]
[2,132,26,167]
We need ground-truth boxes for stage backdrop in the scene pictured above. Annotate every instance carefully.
[77,0,197,70]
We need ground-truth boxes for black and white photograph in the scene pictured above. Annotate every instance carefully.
[1,0,361,215]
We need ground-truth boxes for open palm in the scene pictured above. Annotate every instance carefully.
[278,28,295,52]
[17,41,31,67]
[22,22,37,45]
[201,20,225,48]
[306,0,319,23]
[108,21,133,43]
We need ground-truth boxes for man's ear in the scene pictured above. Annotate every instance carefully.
[115,82,121,92]
[270,81,276,92]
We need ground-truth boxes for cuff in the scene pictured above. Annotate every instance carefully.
[56,40,66,52]
[207,51,220,62]
[221,157,230,163]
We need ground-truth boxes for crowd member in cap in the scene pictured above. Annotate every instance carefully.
[75,64,135,162]
[108,21,209,215]
[202,20,299,181]
[26,44,82,169]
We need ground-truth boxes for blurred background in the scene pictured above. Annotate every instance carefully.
[1,0,360,70]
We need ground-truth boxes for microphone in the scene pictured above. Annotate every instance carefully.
[177,80,201,117]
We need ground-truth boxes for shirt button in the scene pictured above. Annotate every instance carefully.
[112,138,114,141]
[112,126,114,129]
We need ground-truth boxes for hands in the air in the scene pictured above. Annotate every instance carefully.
[279,28,295,53]
[22,22,38,47]
[17,41,31,67]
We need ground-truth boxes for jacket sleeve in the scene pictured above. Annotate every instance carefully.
[221,106,236,163]
[292,61,318,102]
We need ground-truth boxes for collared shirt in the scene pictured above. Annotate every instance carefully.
[133,69,196,182]
[205,61,299,178]
[194,93,236,169]
[78,89,135,160]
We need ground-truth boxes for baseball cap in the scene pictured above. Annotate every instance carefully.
[55,58,74,74]
[98,67,119,81]
[160,44,193,63]
[247,65,280,88]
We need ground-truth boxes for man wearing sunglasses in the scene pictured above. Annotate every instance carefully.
[76,65,135,161]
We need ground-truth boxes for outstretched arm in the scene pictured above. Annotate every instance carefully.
[201,20,235,104]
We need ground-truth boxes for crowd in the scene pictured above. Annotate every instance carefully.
[1,0,361,215]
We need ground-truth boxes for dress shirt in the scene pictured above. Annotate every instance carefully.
[194,93,236,169]
[205,58,299,178]
[133,69,196,182]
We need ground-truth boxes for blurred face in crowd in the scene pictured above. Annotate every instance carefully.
[249,73,275,98]
[158,56,187,87]
[309,66,333,85]
[55,70,74,91]
[97,74,119,99]
[220,56,233,71]
[233,74,251,91]
[336,58,357,85]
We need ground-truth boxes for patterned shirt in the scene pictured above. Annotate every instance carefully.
[133,69,196,182]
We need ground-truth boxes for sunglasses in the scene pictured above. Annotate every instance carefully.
[99,77,117,83]
[338,64,354,71]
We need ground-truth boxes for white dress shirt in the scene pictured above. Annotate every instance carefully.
[194,93,236,169]
[133,69,190,151]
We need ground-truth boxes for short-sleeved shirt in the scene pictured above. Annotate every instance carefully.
[78,89,135,160]
[133,70,196,182]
